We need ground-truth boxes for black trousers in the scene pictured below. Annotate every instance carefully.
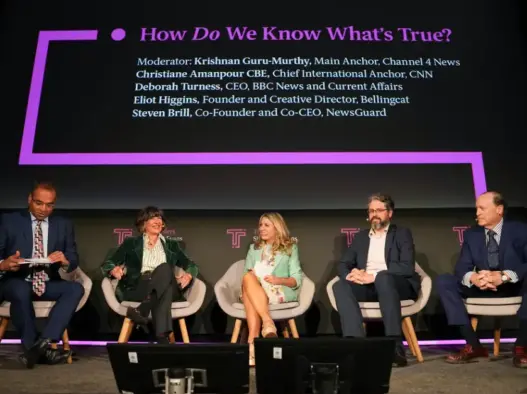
[333,271,417,338]
[122,263,185,336]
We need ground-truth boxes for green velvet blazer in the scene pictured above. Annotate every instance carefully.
[100,235,198,301]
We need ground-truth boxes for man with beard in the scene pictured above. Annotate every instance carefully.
[332,193,420,367]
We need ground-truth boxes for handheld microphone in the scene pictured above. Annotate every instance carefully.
[165,368,186,394]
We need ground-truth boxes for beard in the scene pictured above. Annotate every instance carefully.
[371,218,389,230]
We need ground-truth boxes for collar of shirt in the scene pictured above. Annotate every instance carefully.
[143,233,165,245]
[485,218,503,237]
[30,213,48,223]
[369,224,390,238]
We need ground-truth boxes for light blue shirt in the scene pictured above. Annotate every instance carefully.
[30,213,49,257]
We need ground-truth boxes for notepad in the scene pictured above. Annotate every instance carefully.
[19,258,52,265]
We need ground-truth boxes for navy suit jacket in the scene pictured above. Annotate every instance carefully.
[454,220,527,282]
[337,224,421,294]
[0,211,79,280]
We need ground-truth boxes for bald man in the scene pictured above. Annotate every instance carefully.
[436,191,527,368]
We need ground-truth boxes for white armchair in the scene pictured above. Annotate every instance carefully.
[326,263,432,363]
[214,260,315,341]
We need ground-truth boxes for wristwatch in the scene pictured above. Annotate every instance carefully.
[501,272,509,283]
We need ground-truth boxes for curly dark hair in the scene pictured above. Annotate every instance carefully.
[135,206,166,233]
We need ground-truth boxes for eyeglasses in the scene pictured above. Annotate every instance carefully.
[367,208,387,215]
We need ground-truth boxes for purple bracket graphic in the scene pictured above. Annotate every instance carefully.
[19,30,488,197]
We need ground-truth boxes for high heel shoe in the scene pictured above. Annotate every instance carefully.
[261,321,278,338]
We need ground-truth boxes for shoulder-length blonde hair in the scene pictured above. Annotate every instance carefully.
[253,212,296,255]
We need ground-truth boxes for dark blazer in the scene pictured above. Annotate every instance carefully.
[100,235,198,301]
[0,211,79,280]
[337,224,420,294]
[454,220,527,281]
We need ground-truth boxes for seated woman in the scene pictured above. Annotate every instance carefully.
[101,206,198,343]
[241,212,303,366]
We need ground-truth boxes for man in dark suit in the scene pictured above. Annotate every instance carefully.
[0,182,84,369]
[332,193,420,367]
[436,191,527,367]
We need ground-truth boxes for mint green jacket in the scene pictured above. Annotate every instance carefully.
[244,243,303,302]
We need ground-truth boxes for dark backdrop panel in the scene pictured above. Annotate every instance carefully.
[0,0,526,210]
[3,208,526,341]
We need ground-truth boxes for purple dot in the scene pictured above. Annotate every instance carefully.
[111,28,126,41]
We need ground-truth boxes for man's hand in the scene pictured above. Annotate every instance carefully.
[176,272,192,289]
[470,271,498,291]
[0,250,23,272]
[346,269,374,285]
[110,266,125,280]
[48,251,69,266]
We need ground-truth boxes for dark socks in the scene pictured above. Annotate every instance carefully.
[459,324,481,348]
[516,320,527,347]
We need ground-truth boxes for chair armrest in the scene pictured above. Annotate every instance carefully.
[101,277,123,315]
[214,279,238,311]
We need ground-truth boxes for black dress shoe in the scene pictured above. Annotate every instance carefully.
[20,338,51,369]
[393,343,408,367]
[156,336,170,344]
[43,348,72,365]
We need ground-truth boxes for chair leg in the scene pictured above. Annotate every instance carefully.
[362,322,367,334]
[470,317,478,331]
[402,321,417,356]
[288,319,299,338]
[62,329,73,364]
[280,321,290,338]
[402,317,423,363]
[118,318,134,343]
[493,318,501,356]
[231,319,242,343]
[0,317,9,341]
[168,332,176,344]
[178,318,190,344]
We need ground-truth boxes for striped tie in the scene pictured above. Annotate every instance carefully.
[32,220,48,296]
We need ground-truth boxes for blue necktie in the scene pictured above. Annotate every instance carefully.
[487,229,500,269]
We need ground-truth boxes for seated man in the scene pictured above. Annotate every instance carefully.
[0,182,85,369]
[436,191,527,367]
[332,193,421,367]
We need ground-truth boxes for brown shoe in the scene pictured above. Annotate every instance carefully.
[513,346,527,368]
[445,345,488,364]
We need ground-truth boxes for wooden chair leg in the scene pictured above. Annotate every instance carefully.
[168,332,176,344]
[179,318,190,344]
[288,319,299,338]
[402,321,417,356]
[0,317,9,341]
[62,329,73,364]
[470,317,478,331]
[281,321,290,338]
[362,322,367,334]
[402,317,423,363]
[118,318,134,343]
[231,319,242,343]
[493,318,501,356]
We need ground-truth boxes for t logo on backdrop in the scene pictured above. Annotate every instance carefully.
[452,226,470,246]
[226,229,247,248]
[112,228,182,245]
[341,228,361,247]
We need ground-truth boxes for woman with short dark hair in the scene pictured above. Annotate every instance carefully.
[101,206,198,343]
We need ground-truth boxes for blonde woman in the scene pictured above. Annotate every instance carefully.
[241,213,303,366]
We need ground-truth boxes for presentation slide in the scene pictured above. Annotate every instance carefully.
[0,0,525,209]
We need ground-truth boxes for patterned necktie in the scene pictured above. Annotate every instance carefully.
[32,220,48,296]
[487,229,500,269]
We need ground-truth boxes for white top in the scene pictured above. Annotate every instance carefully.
[365,226,389,278]
[141,234,167,273]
